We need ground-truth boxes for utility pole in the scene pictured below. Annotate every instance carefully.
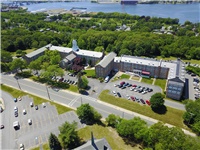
[46,85,51,100]
[16,78,21,90]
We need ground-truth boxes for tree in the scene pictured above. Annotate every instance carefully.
[1,50,13,63]
[77,103,102,124]
[10,58,27,72]
[48,133,62,150]
[28,59,42,72]
[106,114,121,128]
[150,93,164,110]
[183,99,200,134]
[58,121,80,149]
[77,73,88,90]
[117,117,148,141]
[41,65,64,80]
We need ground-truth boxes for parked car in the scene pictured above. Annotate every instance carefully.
[140,99,146,104]
[19,144,24,150]
[120,81,125,85]
[23,109,26,115]
[121,86,126,89]
[35,105,38,110]
[128,84,132,87]
[14,106,18,112]
[112,91,117,96]
[28,119,32,125]
[18,97,22,101]
[148,88,153,92]
[42,103,46,108]
[14,98,17,102]
[0,125,4,129]
[132,84,137,87]
[117,92,121,97]
[118,84,123,88]
[15,112,18,117]
[130,96,135,101]
[146,100,151,106]
[30,102,34,107]
[114,84,118,87]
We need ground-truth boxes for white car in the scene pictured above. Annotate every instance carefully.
[112,91,117,96]
[30,102,34,107]
[23,109,26,115]
[14,106,18,112]
[19,144,24,150]
[114,84,118,87]
[42,103,46,108]
[28,119,32,125]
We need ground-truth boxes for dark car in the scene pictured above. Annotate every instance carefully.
[117,92,121,97]
[35,105,38,110]
[0,125,4,129]
[148,88,153,92]
[128,84,132,87]
[15,112,18,117]
[138,89,143,93]
[121,86,126,89]
[71,81,75,84]
[118,84,123,88]
[140,99,146,104]
[14,98,17,102]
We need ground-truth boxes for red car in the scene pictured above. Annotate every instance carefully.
[146,100,151,106]
[132,84,137,87]
[120,81,125,85]
[130,96,135,101]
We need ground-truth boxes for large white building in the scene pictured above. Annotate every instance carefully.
[24,42,185,100]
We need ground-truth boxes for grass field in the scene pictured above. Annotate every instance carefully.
[84,69,96,77]
[68,85,79,93]
[141,78,153,84]
[31,143,49,150]
[78,124,140,150]
[154,79,167,92]
[0,84,73,114]
[99,90,189,130]
[121,74,130,79]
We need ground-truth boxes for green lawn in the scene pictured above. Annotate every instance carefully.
[99,90,189,130]
[78,124,140,150]
[31,143,49,150]
[0,84,73,114]
[121,74,130,79]
[141,78,153,84]
[68,85,79,93]
[154,79,167,92]
[84,69,96,77]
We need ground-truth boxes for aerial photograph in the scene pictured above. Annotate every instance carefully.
[1,0,200,149]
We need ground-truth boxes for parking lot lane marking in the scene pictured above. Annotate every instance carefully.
[48,113,52,124]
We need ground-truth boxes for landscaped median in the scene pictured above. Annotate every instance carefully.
[0,84,73,114]
[99,90,189,130]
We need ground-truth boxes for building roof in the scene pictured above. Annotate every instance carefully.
[96,52,116,68]
[114,57,121,63]
[75,138,111,150]
[66,53,76,61]
[76,49,103,58]
[50,45,102,58]
[168,77,185,86]
[50,45,72,53]
[26,44,52,58]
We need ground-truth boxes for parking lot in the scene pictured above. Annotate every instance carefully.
[104,79,161,105]
[1,93,84,150]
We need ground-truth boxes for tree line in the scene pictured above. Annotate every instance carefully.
[1,10,200,60]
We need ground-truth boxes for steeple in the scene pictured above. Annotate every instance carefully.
[72,39,79,51]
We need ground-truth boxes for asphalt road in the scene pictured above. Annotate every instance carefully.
[1,74,157,124]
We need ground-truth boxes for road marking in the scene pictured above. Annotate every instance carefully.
[68,96,80,106]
